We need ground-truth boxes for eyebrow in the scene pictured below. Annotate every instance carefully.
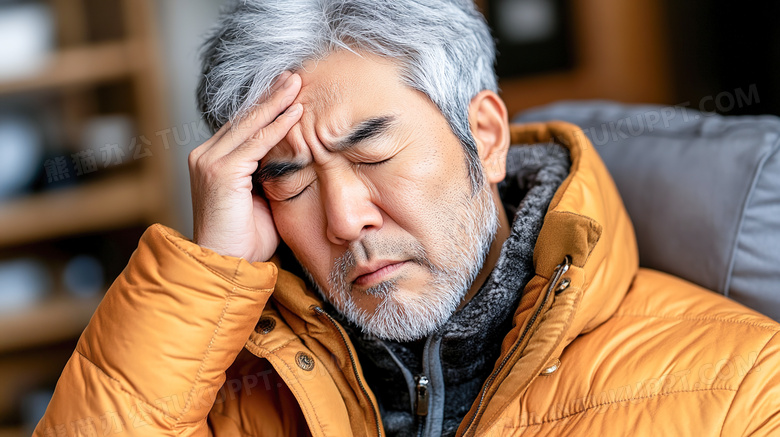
[257,115,397,184]
[333,115,396,151]
[256,161,305,185]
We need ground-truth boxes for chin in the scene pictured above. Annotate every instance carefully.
[344,281,465,342]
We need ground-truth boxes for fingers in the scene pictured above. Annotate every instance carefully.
[192,71,300,160]
[231,102,303,162]
[270,70,294,94]
[196,71,292,148]
[189,70,302,189]
[213,73,301,156]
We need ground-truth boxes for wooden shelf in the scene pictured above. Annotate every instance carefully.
[0,42,134,96]
[0,295,102,354]
[0,0,175,427]
[0,173,153,247]
[0,427,24,437]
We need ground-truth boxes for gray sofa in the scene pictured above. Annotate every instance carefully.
[515,101,780,321]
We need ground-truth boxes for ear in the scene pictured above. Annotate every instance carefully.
[467,90,510,184]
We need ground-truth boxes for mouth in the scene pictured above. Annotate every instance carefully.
[352,260,410,287]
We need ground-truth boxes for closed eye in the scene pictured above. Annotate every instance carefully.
[357,157,392,167]
[281,184,311,202]
[280,157,391,201]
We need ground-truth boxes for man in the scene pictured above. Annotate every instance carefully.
[36,1,780,436]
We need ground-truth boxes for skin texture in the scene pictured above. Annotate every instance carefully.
[189,50,512,339]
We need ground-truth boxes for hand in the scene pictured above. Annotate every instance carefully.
[188,71,302,262]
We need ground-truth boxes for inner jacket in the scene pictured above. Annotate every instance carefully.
[35,122,780,436]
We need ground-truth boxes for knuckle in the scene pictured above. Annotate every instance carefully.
[239,138,259,153]
[193,153,208,170]
[278,94,295,111]
[188,149,202,167]
[250,128,267,142]
[192,154,221,178]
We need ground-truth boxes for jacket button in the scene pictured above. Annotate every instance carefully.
[296,352,315,371]
[540,358,561,376]
[254,316,276,334]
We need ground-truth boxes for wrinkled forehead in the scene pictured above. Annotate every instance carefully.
[299,73,349,119]
[265,51,408,160]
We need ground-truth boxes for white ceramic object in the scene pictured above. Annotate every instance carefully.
[0,3,54,80]
[81,115,136,167]
[0,258,51,313]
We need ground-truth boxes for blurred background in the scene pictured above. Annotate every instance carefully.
[0,0,776,434]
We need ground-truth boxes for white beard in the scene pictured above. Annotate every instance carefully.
[304,181,499,342]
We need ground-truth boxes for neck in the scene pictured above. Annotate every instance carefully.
[457,184,511,310]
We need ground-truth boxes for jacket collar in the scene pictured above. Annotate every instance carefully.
[455,121,639,435]
[511,121,638,337]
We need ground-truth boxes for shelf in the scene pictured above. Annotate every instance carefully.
[0,295,102,354]
[0,427,24,437]
[0,42,134,96]
[0,173,153,247]
[0,0,174,429]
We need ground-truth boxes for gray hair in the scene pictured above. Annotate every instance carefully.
[197,0,498,190]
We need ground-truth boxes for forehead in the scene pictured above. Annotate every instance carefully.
[297,50,401,111]
[300,68,348,118]
[265,50,420,160]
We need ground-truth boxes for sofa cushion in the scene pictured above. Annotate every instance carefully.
[515,101,780,321]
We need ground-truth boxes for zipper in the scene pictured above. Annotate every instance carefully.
[415,374,429,437]
[461,255,571,436]
[313,306,382,437]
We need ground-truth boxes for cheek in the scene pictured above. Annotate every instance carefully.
[374,145,467,237]
[271,201,331,275]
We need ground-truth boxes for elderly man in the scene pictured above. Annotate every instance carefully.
[36,1,780,436]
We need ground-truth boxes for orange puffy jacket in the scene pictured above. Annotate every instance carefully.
[35,122,780,436]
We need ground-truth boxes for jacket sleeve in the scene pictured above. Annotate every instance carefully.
[33,224,277,437]
[721,330,780,436]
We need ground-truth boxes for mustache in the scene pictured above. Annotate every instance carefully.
[327,236,435,290]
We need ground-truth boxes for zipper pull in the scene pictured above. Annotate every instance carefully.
[415,375,429,416]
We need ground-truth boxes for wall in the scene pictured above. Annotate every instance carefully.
[154,0,230,237]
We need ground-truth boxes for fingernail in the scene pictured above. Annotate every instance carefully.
[272,71,289,89]
[287,103,302,116]
[284,74,297,89]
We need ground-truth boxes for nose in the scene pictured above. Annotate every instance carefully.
[321,168,383,245]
